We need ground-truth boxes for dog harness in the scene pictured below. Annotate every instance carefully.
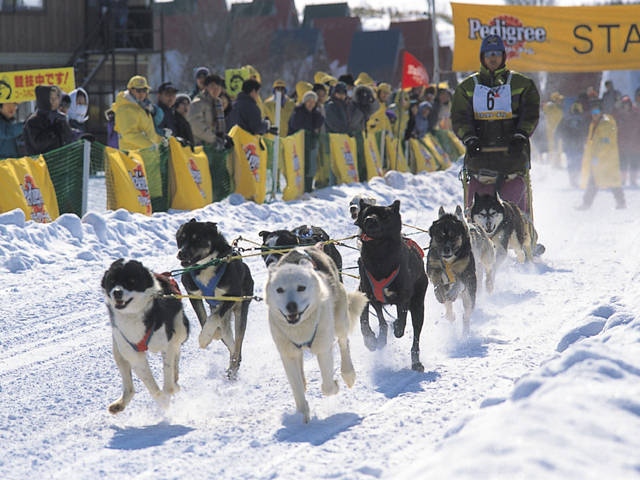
[111,320,155,352]
[364,267,400,303]
[188,262,228,308]
[292,323,319,350]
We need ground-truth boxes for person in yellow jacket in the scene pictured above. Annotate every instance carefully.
[263,79,295,137]
[543,91,564,168]
[113,75,162,151]
[577,105,626,209]
[367,82,393,135]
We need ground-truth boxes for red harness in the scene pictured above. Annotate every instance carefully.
[360,234,424,303]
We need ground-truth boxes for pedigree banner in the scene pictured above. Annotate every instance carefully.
[452,3,640,72]
[0,67,75,103]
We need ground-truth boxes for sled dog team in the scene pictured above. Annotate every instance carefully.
[102,192,540,422]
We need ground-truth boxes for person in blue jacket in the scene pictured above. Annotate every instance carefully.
[0,102,24,158]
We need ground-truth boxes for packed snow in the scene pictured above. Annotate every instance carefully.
[2,159,640,480]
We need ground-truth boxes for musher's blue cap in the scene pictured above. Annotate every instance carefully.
[480,35,506,54]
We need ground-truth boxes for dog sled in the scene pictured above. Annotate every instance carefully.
[459,146,534,221]
[460,145,545,257]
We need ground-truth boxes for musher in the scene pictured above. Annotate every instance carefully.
[451,34,540,223]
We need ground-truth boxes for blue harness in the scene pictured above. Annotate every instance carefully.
[188,262,228,308]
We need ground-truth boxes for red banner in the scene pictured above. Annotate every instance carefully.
[401,51,430,89]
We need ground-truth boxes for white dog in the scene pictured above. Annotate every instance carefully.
[265,246,368,423]
[102,259,189,413]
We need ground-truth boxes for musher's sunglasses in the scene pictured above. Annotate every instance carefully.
[484,51,503,58]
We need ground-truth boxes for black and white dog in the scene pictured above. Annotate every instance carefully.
[176,219,254,380]
[102,258,189,413]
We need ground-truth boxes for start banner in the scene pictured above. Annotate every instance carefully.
[452,3,640,72]
[0,67,75,103]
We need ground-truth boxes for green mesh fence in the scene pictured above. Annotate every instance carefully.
[203,144,232,202]
[42,140,86,216]
[136,144,170,212]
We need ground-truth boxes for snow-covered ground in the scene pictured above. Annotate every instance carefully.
[2,159,640,480]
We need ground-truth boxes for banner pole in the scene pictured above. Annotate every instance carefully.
[270,90,282,201]
[82,139,91,215]
[429,0,440,85]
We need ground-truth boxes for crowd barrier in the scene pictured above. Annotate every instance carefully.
[0,128,464,223]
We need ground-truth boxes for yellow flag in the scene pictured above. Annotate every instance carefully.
[105,147,152,215]
[168,137,212,210]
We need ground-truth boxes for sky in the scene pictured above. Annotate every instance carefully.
[2,154,640,479]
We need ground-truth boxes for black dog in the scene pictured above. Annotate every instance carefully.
[427,207,476,335]
[258,225,343,277]
[355,200,429,371]
[176,219,254,380]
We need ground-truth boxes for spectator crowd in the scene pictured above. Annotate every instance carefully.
[1,66,637,205]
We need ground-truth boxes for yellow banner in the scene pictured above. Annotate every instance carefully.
[281,131,305,201]
[363,134,384,180]
[452,3,640,72]
[0,156,59,222]
[168,138,213,210]
[229,125,268,204]
[105,147,152,215]
[328,133,359,184]
[0,67,75,103]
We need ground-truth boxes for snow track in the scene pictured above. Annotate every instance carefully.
[2,165,640,479]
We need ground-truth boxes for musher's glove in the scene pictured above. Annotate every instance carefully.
[508,131,528,156]
[463,135,481,154]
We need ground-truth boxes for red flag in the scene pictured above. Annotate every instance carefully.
[401,51,430,89]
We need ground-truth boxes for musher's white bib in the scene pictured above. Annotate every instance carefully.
[472,74,513,121]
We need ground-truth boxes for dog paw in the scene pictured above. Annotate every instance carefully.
[163,383,180,395]
[393,319,406,338]
[411,361,425,372]
[108,400,126,414]
[322,379,339,396]
[226,366,239,381]
[153,391,171,410]
[341,369,356,388]
[198,326,216,349]
[363,333,378,351]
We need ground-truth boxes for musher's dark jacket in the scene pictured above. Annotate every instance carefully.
[451,64,540,174]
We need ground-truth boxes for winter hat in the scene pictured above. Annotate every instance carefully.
[377,83,392,95]
[333,81,348,95]
[127,75,150,91]
[158,82,178,94]
[419,100,433,111]
[355,72,375,86]
[194,67,210,79]
[295,81,313,101]
[302,91,318,104]
[480,35,506,54]
[272,79,287,91]
[550,91,564,103]
[174,94,191,108]
[338,74,355,87]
